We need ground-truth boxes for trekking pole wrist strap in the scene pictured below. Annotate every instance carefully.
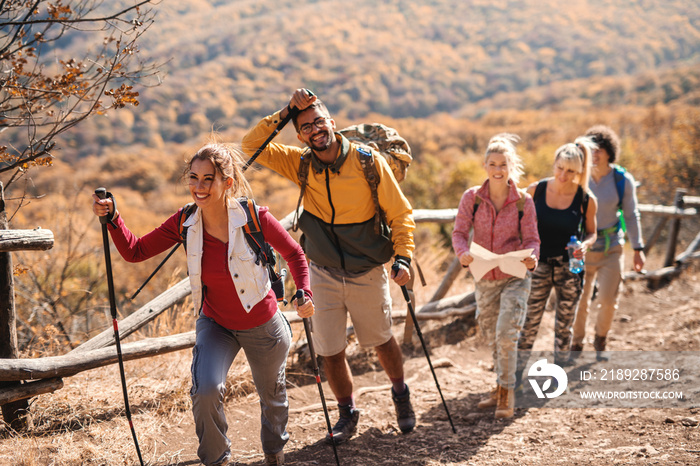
[394,255,411,270]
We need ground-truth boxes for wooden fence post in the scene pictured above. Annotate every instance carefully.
[663,189,687,267]
[0,182,29,430]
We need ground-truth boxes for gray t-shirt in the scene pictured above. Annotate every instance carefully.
[589,167,644,252]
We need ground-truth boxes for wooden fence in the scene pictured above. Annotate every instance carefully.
[0,186,698,429]
[0,182,55,429]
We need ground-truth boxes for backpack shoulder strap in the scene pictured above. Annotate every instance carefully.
[356,145,384,234]
[612,164,626,209]
[178,202,198,251]
[515,188,527,220]
[238,197,275,267]
[578,187,590,238]
[473,188,525,222]
[239,197,287,303]
[293,149,313,232]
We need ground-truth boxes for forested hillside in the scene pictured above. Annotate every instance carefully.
[5,0,700,354]
[55,0,700,158]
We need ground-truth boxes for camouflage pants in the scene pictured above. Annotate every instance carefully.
[475,275,532,389]
[517,257,583,364]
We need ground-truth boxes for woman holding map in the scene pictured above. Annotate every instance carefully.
[452,133,540,419]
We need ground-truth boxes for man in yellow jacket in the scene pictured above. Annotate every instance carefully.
[242,89,416,445]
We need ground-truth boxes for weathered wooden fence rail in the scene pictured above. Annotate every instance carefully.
[1,189,699,423]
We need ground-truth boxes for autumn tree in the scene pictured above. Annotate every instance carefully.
[0,0,161,429]
[0,0,160,214]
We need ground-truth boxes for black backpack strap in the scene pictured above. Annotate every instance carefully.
[571,186,589,239]
[178,202,198,252]
[238,197,287,304]
[580,189,590,238]
[471,190,524,224]
[357,146,384,234]
[293,148,313,232]
[515,189,527,221]
[238,197,275,268]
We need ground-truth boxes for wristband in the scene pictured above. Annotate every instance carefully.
[394,255,411,270]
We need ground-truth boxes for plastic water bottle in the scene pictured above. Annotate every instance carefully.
[567,235,584,274]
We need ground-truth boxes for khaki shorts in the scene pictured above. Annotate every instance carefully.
[308,262,393,356]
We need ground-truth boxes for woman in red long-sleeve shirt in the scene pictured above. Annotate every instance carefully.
[93,143,313,466]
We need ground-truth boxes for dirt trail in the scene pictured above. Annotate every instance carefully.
[3,270,699,466]
[153,270,700,466]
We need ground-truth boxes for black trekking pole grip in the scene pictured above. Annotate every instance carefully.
[296,291,341,466]
[95,187,117,228]
[95,187,145,466]
[391,264,457,433]
[95,187,108,223]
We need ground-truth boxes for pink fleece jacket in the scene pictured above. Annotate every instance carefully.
[452,180,540,281]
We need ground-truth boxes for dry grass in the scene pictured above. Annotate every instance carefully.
[0,349,192,465]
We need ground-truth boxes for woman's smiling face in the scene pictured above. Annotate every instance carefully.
[484,151,509,185]
[188,158,231,208]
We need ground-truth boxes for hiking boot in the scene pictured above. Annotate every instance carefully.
[326,405,360,445]
[264,450,284,465]
[391,385,416,433]
[211,452,231,466]
[477,385,499,409]
[571,342,584,353]
[593,335,609,361]
[514,367,525,393]
[494,385,514,419]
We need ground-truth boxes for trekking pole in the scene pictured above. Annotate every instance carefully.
[243,89,314,170]
[132,90,315,299]
[295,290,340,466]
[95,188,146,466]
[392,263,456,433]
[130,242,181,300]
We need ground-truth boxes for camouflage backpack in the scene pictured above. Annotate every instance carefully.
[339,123,412,182]
[293,123,412,233]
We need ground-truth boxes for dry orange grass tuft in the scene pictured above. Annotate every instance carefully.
[0,349,196,465]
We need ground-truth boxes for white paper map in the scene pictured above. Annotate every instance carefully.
[468,242,534,281]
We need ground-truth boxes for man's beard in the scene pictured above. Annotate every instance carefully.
[308,129,334,152]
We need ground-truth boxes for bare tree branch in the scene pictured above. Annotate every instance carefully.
[0,0,155,28]
[1,0,161,192]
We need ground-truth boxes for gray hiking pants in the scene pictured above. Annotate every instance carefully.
[190,312,291,465]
